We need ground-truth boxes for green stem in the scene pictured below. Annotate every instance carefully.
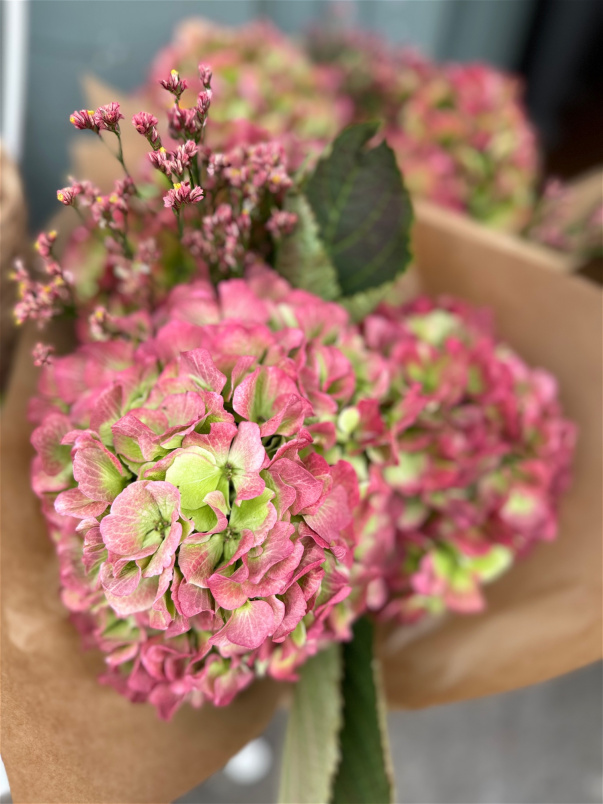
[175,209,184,240]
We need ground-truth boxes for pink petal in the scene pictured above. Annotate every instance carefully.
[105,575,161,616]
[31,413,72,476]
[218,278,270,323]
[112,412,163,462]
[182,421,237,464]
[55,488,108,519]
[303,486,352,545]
[175,579,213,618]
[160,392,206,427]
[211,599,275,649]
[100,559,142,597]
[179,348,227,394]
[273,582,307,641]
[153,321,207,362]
[73,441,128,502]
[269,457,323,515]
[244,522,295,583]
[208,567,250,611]
[229,422,266,502]
[90,384,124,441]
[178,533,224,587]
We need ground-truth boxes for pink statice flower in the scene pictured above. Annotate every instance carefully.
[93,102,124,132]
[69,109,99,132]
[11,245,74,332]
[30,272,366,719]
[32,342,55,367]
[163,180,204,211]
[57,67,297,315]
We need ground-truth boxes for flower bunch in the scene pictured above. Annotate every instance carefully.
[28,252,576,716]
[309,31,538,230]
[343,297,577,620]
[148,18,349,165]
[20,54,576,729]
[30,270,367,719]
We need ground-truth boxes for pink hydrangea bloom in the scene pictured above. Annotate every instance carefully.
[347,297,576,621]
[30,271,365,719]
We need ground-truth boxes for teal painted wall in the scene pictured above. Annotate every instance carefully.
[21,0,536,229]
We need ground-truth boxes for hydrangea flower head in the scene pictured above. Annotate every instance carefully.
[30,271,365,718]
[345,297,577,621]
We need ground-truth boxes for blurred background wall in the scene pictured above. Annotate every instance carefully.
[2,0,602,230]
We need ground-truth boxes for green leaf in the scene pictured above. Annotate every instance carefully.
[275,194,342,301]
[330,617,395,804]
[278,644,343,804]
[305,122,413,297]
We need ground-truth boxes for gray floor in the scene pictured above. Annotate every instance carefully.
[177,662,603,804]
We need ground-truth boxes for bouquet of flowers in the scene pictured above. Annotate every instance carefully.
[3,56,601,804]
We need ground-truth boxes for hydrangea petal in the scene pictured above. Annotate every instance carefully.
[55,488,108,518]
[31,413,72,476]
[179,348,227,394]
[212,599,275,649]
[73,440,129,502]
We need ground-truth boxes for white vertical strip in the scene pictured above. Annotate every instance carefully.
[2,0,29,163]
[0,755,10,799]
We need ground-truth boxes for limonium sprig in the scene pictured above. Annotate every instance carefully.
[14,61,297,362]
[12,231,74,329]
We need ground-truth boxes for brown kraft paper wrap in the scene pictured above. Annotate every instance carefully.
[2,87,601,803]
